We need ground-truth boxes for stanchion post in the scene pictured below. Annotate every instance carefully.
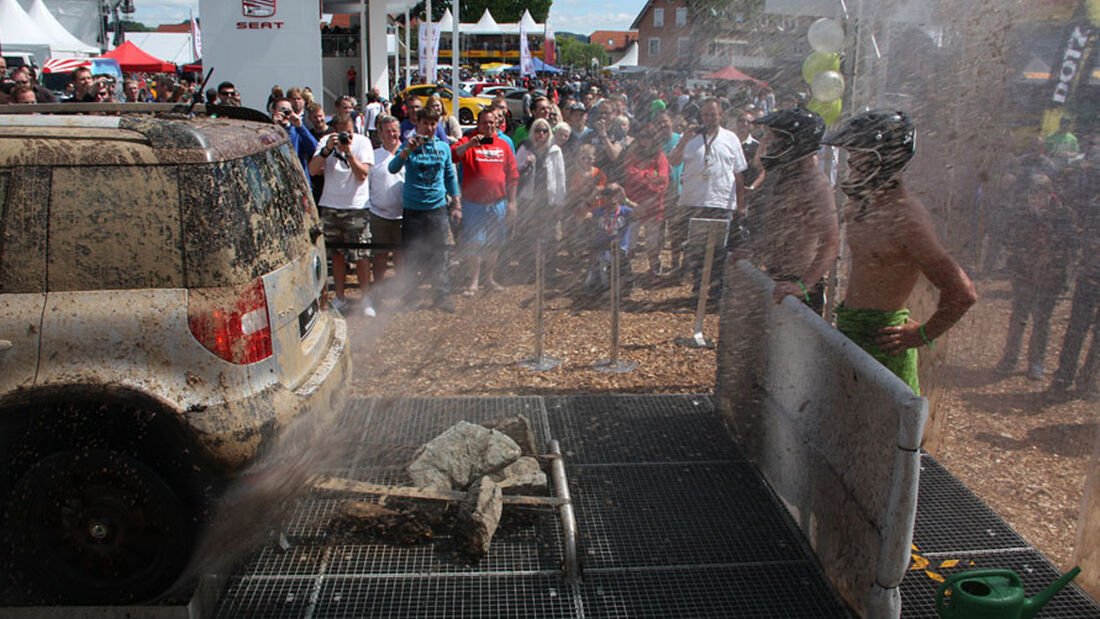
[594,238,636,373]
[676,218,726,349]
[519,239,561,371]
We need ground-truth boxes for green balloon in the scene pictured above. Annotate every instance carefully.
[807,97,843,125]
[802,52,841,85]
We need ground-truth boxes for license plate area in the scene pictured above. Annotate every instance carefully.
[298,298,319,339]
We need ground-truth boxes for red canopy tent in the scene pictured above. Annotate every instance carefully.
[182,60,202,73]
[102,41,177,73]
[700,66,766,84]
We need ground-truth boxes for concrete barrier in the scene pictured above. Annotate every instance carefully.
[715,260,927,619]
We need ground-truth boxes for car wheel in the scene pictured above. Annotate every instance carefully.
[4,449,193,604]
[459,108,474,125]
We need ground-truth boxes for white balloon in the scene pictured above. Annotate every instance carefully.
[808,18,845,55]
[811,70,846,103]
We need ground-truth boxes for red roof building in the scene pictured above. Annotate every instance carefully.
[589,30,638,55]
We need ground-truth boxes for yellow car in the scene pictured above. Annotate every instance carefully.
[400,84,492,125]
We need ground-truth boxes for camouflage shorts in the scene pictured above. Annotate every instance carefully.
[319,207,371,261]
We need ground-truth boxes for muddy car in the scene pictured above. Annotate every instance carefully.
[0,104,350,604]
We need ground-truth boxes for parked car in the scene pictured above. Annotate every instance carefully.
[500,88,547,122]
[0,103,350,605]
[467,82,510,96]
[399,84,492,124]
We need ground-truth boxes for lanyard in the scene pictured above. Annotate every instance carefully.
[702,129,718,169]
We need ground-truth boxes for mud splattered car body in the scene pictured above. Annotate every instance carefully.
[0,104,349,604]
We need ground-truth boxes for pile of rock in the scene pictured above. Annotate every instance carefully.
[407,417,547,557]
[329,415,548,560]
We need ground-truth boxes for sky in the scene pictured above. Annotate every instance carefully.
[129,0,640,34]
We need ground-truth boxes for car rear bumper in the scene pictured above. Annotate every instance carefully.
[187,310,351,470]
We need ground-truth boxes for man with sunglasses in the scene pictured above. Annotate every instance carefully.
[216,82,240,106]
[272,97,319,180]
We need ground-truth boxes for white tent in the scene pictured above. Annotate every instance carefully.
[608,41,639,71]
[470,8,501,34]
[26,0,96,55]
[0,0,50,45]
[123,32,197,65]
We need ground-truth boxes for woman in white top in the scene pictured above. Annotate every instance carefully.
[512,118,566,278]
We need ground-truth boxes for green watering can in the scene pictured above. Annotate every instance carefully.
[935,567,1082,619]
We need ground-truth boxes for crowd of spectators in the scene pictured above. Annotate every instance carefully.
[1,58,1092,399]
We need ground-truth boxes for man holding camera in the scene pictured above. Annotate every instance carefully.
[272,97,319,181]
[453,109,519,296]
[667,97,747,292]
[310,111,376,315]
[388,106,462,312]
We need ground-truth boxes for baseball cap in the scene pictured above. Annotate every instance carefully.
[569,102,587,112]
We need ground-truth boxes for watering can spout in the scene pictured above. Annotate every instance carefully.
[1021,566,1081,619]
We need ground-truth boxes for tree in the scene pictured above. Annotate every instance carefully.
[109,19,153,32]
[411,0,552,23]
[557,36,609,70]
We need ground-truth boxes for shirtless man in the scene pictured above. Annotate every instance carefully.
[823,110,977,394]
[750,108,838,314]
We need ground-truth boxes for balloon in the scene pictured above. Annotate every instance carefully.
[811,70,845,103]
[807,18,846,55]
[802,52,841,85]
[807,98,843,125]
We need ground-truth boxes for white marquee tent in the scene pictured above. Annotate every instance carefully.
[26,0,96,56]
[0,0,95,65]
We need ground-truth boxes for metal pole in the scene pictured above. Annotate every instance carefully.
[404,8,411,86]
[676,227,717,348]
[548,440,580,581]
[452,0,460,118]
[594,239,636,373]
[520,240,561,371]
[610,238,620,364]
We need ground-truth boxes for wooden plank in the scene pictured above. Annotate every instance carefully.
[313,476,569,507]
[1072,427,1100,599]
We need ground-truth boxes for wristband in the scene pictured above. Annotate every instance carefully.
[795,280,810,303]
[919,325,935,349]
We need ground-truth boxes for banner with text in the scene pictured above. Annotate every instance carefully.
[519,22,534,77]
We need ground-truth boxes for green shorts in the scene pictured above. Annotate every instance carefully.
[836,304,920,395]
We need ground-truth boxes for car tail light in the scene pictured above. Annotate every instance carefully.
[188,278,273,364]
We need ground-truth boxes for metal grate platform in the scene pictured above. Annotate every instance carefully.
[911,454,1028,553]
[209,395,1096,618]
[570,462,809,568]
[213,394,852,618]
[900,453,1100,617]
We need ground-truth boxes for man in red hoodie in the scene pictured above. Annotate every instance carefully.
[452,109,519,295]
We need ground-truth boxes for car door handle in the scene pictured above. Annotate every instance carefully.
[0,340,11,351]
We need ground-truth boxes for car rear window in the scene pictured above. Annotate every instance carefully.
[47,165,183,292]
[181,144,315,287]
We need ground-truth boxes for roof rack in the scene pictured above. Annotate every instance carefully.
[0,103,278,150]
[0,102,274,124]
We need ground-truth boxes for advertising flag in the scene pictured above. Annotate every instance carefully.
[418,21,428,76]
[520,22,535,77]
[544,19,556,66]
[190,11,202,60]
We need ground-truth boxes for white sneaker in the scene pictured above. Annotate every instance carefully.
[362,298,377,317]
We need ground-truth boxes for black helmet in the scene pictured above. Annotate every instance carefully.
[753,108,825,170]
[823,110,915,199]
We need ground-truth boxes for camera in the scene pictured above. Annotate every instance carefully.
[479,135,494,145]
[338,132,351,145]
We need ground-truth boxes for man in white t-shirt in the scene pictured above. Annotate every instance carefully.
[364,91,385,146]
[668,97,747,291]
[309,111,376,315]
[367,115,404,291]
